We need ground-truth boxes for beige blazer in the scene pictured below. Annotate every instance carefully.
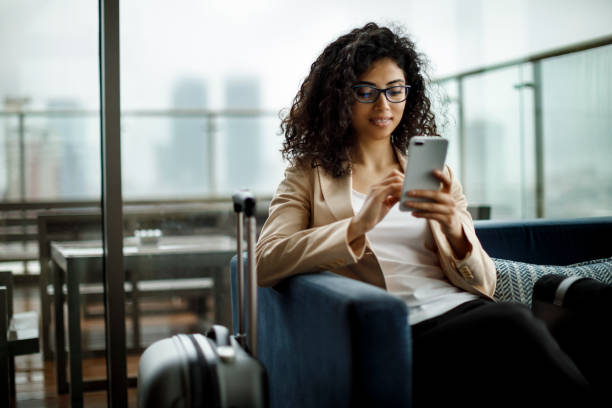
[256,151,497,299]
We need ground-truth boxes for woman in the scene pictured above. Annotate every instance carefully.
[256,23,592,407]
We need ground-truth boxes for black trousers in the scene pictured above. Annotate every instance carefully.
[411,299,598,408]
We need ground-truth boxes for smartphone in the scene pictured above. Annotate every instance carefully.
[399,136,449,212]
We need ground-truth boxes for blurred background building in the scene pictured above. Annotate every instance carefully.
[1,0,610,216]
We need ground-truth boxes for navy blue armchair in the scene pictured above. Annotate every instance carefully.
[230,217,612,408]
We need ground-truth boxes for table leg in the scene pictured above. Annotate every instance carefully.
[52,261,68,395]
[66,266,83,408]
[129,270,141,350]
[0,288,9,405]
[41,261,53,361]
[215,266,232,328]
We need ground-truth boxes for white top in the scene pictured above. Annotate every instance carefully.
[351,189,478,325]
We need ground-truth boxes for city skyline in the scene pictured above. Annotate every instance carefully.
[2,1,611,112]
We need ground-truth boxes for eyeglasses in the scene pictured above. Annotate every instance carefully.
[351,84,411,104]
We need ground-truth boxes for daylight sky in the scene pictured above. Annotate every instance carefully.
[1,0,611,111]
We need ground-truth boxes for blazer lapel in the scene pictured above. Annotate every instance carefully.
[317,166,354,221]
[317,146,407,222]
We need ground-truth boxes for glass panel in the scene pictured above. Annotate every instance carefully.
[540,45,612,218]
[434,79,461,179]
[215,114,284,196]
[24,112,100,200]
[462,66,524,219]
[122,114,212,198]
[517,63,538,219]
[0,0,106,404]
[0,113,19,200]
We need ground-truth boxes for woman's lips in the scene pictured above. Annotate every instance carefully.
[370,117,392,127]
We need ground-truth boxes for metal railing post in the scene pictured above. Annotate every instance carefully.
[18,111,28,273]
[207,112,218,195]
[533,61,545,218]
[457,78,466,186]
[18,112,26,201]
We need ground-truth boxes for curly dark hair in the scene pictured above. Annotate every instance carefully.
[280,22,438,178]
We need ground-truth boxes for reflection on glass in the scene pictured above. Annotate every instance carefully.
[25,112,100,200]
[463,67,523,219]
[216,115,283,195]
[0,0,106,397]
[541,45,612,218]
[435,79,461,180]
[122,115,211,198]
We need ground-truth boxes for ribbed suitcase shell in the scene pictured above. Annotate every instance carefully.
[138,333,267,408]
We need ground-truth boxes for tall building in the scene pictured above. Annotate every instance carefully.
[156,78,209,196]
[1,97,30,200]
[46,98,88,199]
[224,78,261,192]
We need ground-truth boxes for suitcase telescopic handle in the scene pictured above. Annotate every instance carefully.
[233,190,256,216]
[232,190,258,358]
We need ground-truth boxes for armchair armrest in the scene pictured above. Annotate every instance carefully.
[230,257,411,408]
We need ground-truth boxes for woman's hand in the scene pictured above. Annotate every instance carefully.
[403,169,472,259]
[348,169,404,242]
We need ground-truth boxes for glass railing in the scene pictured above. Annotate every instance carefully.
[0,108,282,202]
[2,37,612,222]
[0,109,281,276]
[433,36,612,220]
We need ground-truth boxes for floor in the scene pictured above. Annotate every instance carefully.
[14,355,138,408]
[11,282,214,407]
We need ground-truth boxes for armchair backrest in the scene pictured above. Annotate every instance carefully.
[475,217,612,265]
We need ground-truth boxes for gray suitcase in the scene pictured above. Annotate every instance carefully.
[138,191,268,407]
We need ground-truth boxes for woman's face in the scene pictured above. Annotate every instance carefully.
[350,57,406,143]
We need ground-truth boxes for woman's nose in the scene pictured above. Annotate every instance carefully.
[374,93,390,109]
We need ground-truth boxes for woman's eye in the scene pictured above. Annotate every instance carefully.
[357,87,376,97]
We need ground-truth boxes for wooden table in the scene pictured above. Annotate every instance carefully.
[50,234,236,407]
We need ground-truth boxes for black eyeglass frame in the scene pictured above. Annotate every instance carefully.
[351,84,411,104]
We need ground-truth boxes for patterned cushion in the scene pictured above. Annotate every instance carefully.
[493,257,612,304]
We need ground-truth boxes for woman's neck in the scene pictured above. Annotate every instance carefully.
[350,138,398,172]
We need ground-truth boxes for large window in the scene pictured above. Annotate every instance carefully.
[540,45,612,218]
[435,45,611,220]
[462,67,525,219]
[0,0,107,403]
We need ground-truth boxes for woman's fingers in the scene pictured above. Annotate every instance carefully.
[370,175,403,198]
[404,200,453,214]
[357,181,403,231]
[411,211,452,224]
[384,195,399,207]
[378,172,404,186]
[404,189,454,206]
[433,169,451,193]
[374,182,403,205]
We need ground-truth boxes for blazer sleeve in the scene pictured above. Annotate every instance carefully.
[429,166,497,298]
[255,165,362,287]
